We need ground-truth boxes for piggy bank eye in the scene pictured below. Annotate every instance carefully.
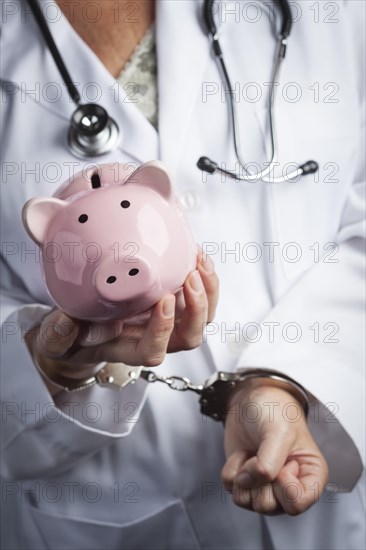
[78,214,88,223]
[120,201,130,209]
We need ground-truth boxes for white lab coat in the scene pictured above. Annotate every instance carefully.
[1,0,365,548]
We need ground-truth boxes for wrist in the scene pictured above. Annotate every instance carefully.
[227,373,309,418]
[228,383,308,431]
[25,325,98,395]
[232,379,300,402]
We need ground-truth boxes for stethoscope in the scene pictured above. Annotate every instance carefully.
[27,0,318,182]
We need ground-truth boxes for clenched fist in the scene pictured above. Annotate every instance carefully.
[222,381,329,516]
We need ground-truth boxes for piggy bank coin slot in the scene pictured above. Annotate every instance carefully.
[91,173,101,188]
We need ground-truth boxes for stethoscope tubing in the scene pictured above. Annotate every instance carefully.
[200,0,318,182]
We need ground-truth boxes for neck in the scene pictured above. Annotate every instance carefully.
[56,0,155,77]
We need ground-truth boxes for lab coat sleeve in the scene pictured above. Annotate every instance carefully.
[0,255,149,480]
[237,157,365,492]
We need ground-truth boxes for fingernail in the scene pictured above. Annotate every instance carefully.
[162,295,175,318]
[200,254,214,274]
[235,471,253,488]
[189,271,204,293]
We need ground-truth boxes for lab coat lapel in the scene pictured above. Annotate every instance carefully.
[156,0,210,170]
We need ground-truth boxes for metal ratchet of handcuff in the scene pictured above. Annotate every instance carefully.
[36,362,309,421]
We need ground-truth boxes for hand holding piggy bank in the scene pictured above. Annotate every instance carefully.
[22,161,197,322]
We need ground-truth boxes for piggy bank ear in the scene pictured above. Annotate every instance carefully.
[22,198,67,245]
[128,161,173,200]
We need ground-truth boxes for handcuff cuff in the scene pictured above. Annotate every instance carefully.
[34,360,309,421]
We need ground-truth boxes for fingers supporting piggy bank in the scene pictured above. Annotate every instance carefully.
[22,161,197,322]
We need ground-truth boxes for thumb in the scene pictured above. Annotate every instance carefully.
[235,428,295,489]
[37,310,80,358]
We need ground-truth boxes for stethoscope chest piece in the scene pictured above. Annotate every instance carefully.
[68,104,120,159]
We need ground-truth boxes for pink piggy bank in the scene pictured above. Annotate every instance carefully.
[22,161,197,322]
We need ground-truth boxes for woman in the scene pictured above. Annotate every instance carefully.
[1,0,364,548]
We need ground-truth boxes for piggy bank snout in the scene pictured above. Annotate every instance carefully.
[94,255,157,302]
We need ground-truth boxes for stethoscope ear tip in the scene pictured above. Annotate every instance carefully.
[197,157,218,174]
[300,160,319,175]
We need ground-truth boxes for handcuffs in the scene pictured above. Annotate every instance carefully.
[35,361,310,421]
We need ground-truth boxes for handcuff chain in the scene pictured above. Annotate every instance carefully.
[140,370,203,394]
